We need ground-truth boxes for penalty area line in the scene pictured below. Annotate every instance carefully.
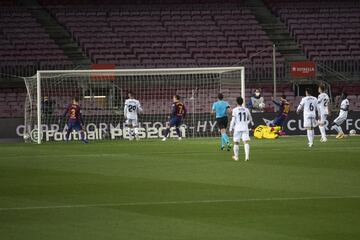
[1,195,360,212]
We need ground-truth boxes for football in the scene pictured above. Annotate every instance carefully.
[349,129,357,136]
[258,102,266,109]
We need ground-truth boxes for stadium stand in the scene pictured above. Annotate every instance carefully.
[39,1,285,81]
[0,2,74,77]
[265,0,360,74]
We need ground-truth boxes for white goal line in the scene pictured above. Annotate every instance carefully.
[1,195,359,212]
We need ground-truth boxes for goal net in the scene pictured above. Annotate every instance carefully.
[23,67,245,143]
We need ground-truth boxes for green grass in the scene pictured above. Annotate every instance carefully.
[0,136,360,240]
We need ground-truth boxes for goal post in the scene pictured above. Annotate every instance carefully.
[24,67,245,144]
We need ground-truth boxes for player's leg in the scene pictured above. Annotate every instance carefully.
[216,118,225,150]
[318,114,327,142]
[175,121,182,140]
[65,122,73,141]
[306,127,314,147]
[128,120,135,140]
[133,119,140,140]
[220,128,231,151]
[242,131,250,161]
[305,117,315,147]
[232,131,240,161]
[331,115,345,139]
[73,123,88,143]
[162,119,175,141]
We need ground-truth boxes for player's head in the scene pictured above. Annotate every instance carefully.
[280,94,286,101]
[173,95,180,102]
[305,88,313,96]
[218,93,224,100]
[318,84,325,93]
[72,97,79,104]
[127,91,134,99]
[236,96,243,106]
[341,91,348,99]
[254,89,261,97]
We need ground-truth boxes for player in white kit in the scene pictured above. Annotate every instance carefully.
[296,88,319,147]
[331,92,349,139]
[229,96,253,161]
[124,91,143,140]
[317,85,330,142]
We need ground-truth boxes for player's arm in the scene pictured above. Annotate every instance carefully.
[59,104,69,124]
[226,102,231,114]
[182,104,187,118]
[211,103,215,114]
[229,111,236,132]
[78,109,85,127]
[137,102,143,114]
[247,109,254,126]
[124,103,128,118]
[296,99,304,114]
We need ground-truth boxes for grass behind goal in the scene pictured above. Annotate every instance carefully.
[1,137,360,240]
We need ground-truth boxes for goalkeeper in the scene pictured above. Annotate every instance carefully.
[62,97,88,143]
[253,125,281,139]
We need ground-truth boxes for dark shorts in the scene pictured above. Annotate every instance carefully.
[216,117,228,129]
[271,115,286,127]
[67,121,82,131]
[169,117,182,127]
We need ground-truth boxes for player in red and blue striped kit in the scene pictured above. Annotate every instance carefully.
[162,95,186,141]
[63,97,88,143]
[270,95,290,135]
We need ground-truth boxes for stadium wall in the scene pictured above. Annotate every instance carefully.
[1,112,360,142]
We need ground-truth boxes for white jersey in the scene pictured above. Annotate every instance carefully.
[124,99,142,119]
[229,106,253,132]
[317,93,329,115]
[297,96,318,118]
[339,98,349,116]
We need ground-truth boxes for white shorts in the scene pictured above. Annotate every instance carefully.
[233,130,250,143]
[304,116,317,128]
[333,113,347,126]
[126,118,138,127]
[318,113,328,125]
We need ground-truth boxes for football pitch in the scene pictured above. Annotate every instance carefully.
[0,136,359,240]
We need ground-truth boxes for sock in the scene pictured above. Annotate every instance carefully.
[331,125,340,134]
[175,128,181,137]
[233,144,239,158]
[134,128,138,136]
[338,126,343,134]
[80,131,85,141]
[244,143,250,160]
[222,133,230,144]
[163,128,170,138]
[129,128,134,137]
[319,125,326,139]
[221,135,224,147]
[65,129,71,140]
[307,129,314,144]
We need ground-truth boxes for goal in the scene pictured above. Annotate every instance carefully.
[23,67,245,144]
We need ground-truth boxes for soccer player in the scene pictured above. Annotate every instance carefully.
[331,92,349,139]
[270,95,290,135]
[296,88,318,147]
[124,91,143,140]
[229,96,253,161]
[212,93,232,150]
[63,97,88,143]
[317,85,330,142]
[162,95,186,141]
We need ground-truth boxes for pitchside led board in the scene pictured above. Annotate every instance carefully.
[290,61,316,78]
